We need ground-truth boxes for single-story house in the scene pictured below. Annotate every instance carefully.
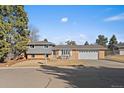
[115,44,124,55]
[26,41,107,60]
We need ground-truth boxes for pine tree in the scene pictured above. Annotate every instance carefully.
[0,5,30,62]
[44,38,48,42]
[108,35,118,54]
[84,41,89,45]
[0,6,11,62]
[96,35,108,46]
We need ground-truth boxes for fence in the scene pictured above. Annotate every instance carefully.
[105,50,119,56]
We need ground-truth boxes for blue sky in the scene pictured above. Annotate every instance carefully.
[24,5,124,44]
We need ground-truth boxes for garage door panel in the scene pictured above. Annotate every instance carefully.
[79,51,98,59]
[120,50,124,55]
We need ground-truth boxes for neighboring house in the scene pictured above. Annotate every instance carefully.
[26,41,107,60]
[115,44,124,55]
[26,41,55,59]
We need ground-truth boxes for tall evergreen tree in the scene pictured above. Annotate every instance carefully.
[44,38,48,42]
[96,35,108,46]
[0,5,30,62]
[84,41,89,45]
[108,35,118,54]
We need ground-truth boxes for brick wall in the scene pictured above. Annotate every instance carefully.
[27,54,45,60]
[70,50,78,60]
[98,51,105,59]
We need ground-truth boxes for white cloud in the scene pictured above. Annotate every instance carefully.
[104,13,124,22]
[79,34,87,40]
[61,17,68,23]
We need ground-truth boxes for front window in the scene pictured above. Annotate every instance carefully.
[31,54,35,58]
[30,45,34,48]
[44,45,48,48]
[61,49,70,55]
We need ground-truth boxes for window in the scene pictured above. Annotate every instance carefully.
[30,45,34,48]
[46,54,49,58]
[61,49,70,55]
[44,45,48,48]
[31,54,35,58]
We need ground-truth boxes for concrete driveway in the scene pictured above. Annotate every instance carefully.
[0,60,124,88]
[83,60,124,68]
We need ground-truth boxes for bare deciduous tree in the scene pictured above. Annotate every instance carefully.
[29,25,40,42]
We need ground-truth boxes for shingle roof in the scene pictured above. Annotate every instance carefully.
[53,45,107,50]
[28,41,55,46]
[115,44,124,49]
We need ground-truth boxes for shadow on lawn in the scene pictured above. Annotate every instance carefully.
[36,65,124,88]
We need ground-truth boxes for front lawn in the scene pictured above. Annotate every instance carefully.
[46,60,85,66]
[106,55,124,63]
[11,59,85,67]
[0,59,26,67]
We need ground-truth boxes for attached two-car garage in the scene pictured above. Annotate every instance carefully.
[78,51,98,60]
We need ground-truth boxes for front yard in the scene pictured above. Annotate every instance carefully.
[106,55,124,63]
[11,60,85,67]
[0,59,26,67]
[2,57,124,68]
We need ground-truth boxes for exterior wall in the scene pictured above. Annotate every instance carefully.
[119,49,124,55]
[27,54,46,60]
[52,50,78,60]
[52,50,59,59]
[98,51,105,59]
[58,50,61,56]
[27,45,53,54]
[48,54,53,59]
[70,50,78,60]
[27,50,105,60]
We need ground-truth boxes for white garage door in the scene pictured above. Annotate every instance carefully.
[79,51,98,59]
[120,50,124,55]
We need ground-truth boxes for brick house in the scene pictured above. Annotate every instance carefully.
[26,41,107,60]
